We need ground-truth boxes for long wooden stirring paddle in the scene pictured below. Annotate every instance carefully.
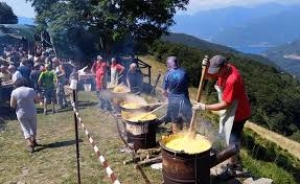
[137,103,168,120]
[188,55,209,138]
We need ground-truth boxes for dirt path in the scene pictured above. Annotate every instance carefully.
[140,55,300,160]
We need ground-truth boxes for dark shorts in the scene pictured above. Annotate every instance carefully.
[44,88,55,99]
[166,95,192,125]
[229,119,247,148]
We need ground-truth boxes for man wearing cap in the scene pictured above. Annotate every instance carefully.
[193,55,251,177]
[162,56,192,134]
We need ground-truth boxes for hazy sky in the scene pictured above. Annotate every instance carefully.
[2,0,300,18]
[184,0,300,14]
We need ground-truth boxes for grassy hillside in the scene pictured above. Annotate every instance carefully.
[263,39,300,78]
[163,33,277,68]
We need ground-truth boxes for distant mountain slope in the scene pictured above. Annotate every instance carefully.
[163,33,277,67]
[18,17,35,25]
[263,40,300,78]
[172,3,299,43]
[163,33,237,53]
[212,8,300,46]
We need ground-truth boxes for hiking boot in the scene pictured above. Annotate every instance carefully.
[27,145,34,153]
[33,140,40,147]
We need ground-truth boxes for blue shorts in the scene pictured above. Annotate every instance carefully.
[44,88,55,100]
[166,95,192,125]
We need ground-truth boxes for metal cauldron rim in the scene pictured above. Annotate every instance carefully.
[123,116,158,124]
[119,101,143,111]
[159,133,212,155]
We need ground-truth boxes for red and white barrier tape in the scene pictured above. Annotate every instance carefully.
[70,99,121,184]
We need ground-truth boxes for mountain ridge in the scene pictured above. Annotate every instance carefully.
[163,32,277,67]
[263,39,300,78]
[172,3,300,48]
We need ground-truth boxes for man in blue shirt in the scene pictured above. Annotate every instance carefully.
[162,56,192,133]
[18,58,31,83]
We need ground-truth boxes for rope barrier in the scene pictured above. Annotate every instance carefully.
[69,96,121,184]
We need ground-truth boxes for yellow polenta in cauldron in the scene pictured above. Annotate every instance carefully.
[113,85,130,93]
[127,113,157,122]
[121,102,141,109]
[165,134,211,154]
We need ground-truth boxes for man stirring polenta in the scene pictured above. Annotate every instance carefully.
[193,55,251,179]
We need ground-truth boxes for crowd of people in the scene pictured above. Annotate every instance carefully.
[1,43,251,178]
[0,44,145,152]
[0,44,73,152]
[91,55,143,112]
[0,45,70,113]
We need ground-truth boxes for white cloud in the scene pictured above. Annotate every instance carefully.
[182,0,300,15]
[1,0,35,18]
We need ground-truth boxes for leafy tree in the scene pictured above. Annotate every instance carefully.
[0,2,18,24]
[26,0,189,59]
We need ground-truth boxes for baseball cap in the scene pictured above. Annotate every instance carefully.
[207,55,227,74]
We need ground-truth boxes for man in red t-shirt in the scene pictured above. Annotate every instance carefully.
[93,55,111,111]
[193,55,251,177]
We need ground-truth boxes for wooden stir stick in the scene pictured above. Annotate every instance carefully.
[137,103,168,120]
[188,55,209,138]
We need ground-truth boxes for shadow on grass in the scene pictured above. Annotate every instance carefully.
[78,101,98,107]
[211,176,243,184]
[0,104,16,120]
[0,104,16,131]
[34,139,83,152]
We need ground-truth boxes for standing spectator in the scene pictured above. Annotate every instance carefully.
[38,63,57,115]
[193,55,251,178]
[91,55,106,74]
[126,63,143,94]
[8,65,22,83]
[29,63,41,92]
[18,58,31,82]
[10,78,41,153]
[94,56,112,111]
[0,65,11,83]
[162,56,192,133]
[53,57,68,109]
[110,57,125,86]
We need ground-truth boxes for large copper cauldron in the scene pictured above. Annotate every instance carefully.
[160,133,238,184]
